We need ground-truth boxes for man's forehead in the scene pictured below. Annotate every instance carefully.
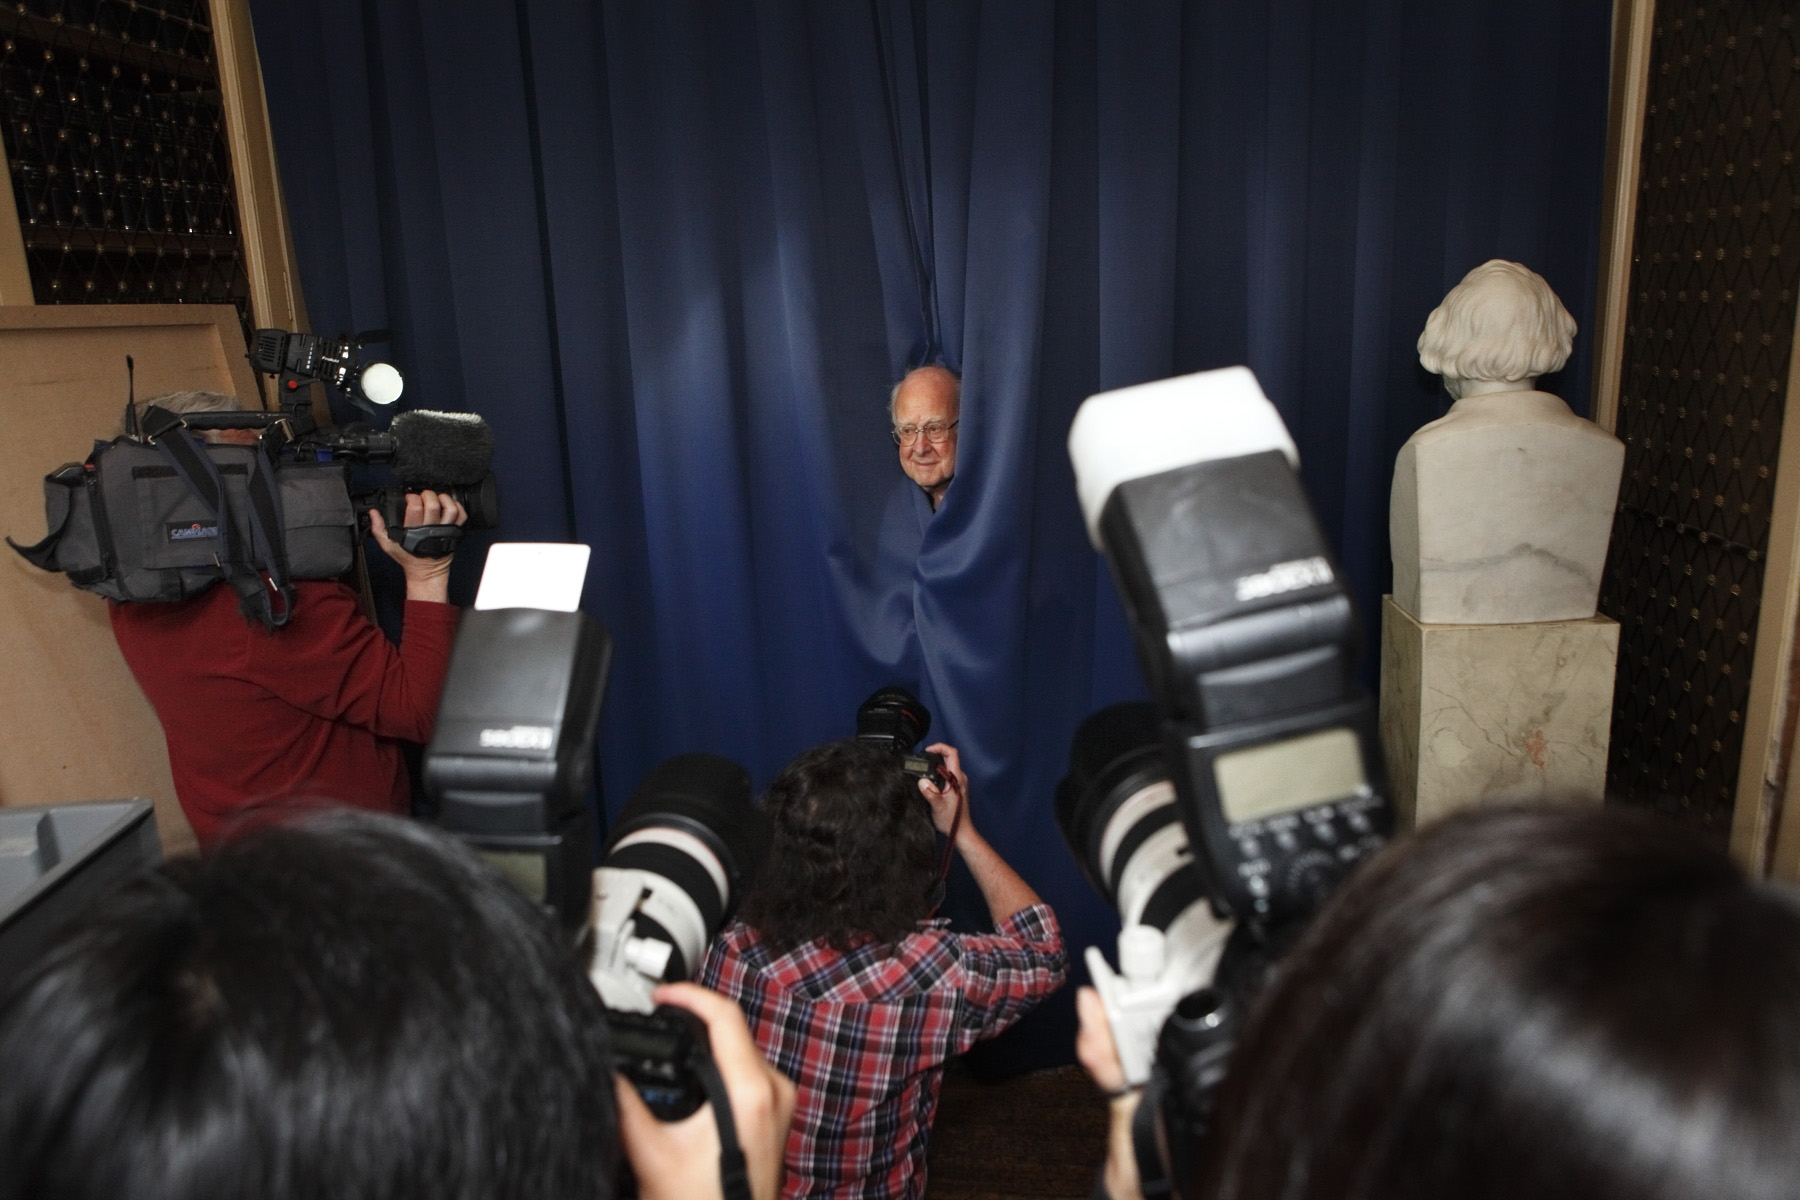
[895,372,959,421]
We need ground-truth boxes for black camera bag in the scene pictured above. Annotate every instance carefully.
[8,407,356,629]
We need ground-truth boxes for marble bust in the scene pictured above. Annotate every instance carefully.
[1390,260,1624,624]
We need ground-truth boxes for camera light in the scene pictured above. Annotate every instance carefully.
[358,361,404,406]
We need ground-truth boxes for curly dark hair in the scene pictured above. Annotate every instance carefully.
[737,739,939,954]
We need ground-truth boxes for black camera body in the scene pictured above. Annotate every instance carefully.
[855,685,955,909]
[359,473,500,557]
[901,750,946,791]
[608,1005,715,1121]
[856,686,946,788]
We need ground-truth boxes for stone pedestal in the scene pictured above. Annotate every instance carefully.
[1379,596,1618,829]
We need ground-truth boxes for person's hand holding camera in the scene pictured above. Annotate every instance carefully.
[917,742,1046,926]
[1077,985,1146,1200]
[613,981,797,1200]
[917,741,968,839]
[367,489,467,605]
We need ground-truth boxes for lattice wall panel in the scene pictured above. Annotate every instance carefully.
[0,0,249,324]
[1601,1,1800,841]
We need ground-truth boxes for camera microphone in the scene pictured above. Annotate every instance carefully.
[366,411,499,554]
[389,410,495,488]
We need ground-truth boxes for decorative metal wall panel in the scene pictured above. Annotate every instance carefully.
[0,0,249,326]
[1601,2,1799,842]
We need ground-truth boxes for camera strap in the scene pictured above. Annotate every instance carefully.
[689,1050,753,1200]
[937,790,963,878]
[924,784,963,916]
[240,438,294,596]
[1132,1075,1175,1199]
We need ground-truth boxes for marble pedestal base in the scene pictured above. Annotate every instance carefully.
[1379,596,1618,829]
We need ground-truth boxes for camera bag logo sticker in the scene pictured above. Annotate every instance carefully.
[1234,556,1333,602]
[165,521,221,543]
[479,725,554,751]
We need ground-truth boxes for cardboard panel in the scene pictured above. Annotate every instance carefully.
[0,304,263,856]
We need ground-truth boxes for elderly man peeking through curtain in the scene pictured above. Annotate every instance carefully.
[890,365,961,512]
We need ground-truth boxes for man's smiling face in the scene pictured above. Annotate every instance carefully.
[892,368,960,506]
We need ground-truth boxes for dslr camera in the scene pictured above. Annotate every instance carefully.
[419,601,755,1116]
[1060,366,1393,1197]
[855,685,960,911]
[855,685,946,788]
[586,754,770,1118]
[420,598,769,1196]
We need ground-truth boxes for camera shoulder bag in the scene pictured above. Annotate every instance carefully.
[8,407,356,629]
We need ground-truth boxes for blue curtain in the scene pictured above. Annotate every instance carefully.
[250,0,1613,1070]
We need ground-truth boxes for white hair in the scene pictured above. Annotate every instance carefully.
[887,365,961,424]
[1417,260,1575,387]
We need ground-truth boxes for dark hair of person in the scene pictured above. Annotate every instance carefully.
[1196,803,1800,1200]
[0,811,618,1200]
[737,738,938,954]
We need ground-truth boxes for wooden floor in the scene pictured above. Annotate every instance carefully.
[926,1061,1109,1199]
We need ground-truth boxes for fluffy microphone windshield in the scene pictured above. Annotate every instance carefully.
[389,410,495,487]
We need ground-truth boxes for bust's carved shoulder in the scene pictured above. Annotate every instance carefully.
[1407,391,1610,446]
[1391,391,1623,624]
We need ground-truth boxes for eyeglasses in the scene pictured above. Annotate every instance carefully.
[892,420,959,446]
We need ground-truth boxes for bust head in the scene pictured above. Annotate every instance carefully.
[1417,260,1575,399]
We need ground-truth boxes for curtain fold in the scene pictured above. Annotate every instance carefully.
[252,0,1612,1070]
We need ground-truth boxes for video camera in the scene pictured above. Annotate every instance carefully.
[1061,366,1393,1198]
[10,330,499,631]
[193,328,500,559]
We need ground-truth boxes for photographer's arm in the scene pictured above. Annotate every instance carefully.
[614,982,797,1200]
[919,742,1042,924]
[241,491,465,742]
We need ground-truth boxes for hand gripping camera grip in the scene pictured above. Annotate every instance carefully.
[397,523,463,558]
[1087,943,1183,1088]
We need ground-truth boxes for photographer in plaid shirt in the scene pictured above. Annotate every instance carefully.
[699,738,1067,1198]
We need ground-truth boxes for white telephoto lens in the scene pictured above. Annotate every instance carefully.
[359,361,404,406]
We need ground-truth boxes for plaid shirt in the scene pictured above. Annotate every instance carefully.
[699,904,1066,1199]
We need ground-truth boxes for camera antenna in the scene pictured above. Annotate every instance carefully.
[123,355,139,438]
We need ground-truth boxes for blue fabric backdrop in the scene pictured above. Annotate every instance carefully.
[250,0,1613,1070]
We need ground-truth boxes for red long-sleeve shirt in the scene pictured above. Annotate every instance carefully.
[110,580,459,847]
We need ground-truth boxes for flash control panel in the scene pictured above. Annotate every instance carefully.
[1226,787,1387,919]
